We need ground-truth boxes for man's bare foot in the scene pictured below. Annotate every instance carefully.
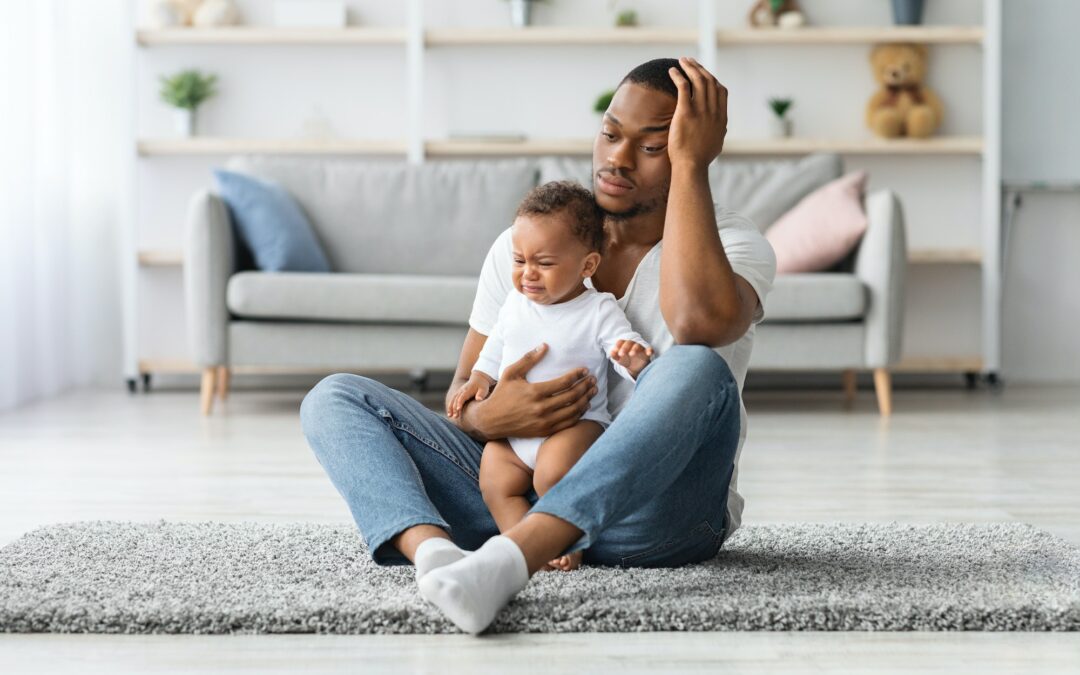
[546,550,583,571]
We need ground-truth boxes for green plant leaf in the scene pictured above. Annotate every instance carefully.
[159,69,218,110]
[594,89,616,114]
[768,97,793,118]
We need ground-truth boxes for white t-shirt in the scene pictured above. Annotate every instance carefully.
[468,208,776,537]
[473,287,649,468]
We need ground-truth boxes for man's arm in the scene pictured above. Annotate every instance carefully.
[660,57,760,347]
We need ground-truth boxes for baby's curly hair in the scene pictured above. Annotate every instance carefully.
[515,181,606,252]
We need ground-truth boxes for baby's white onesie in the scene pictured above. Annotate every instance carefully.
[473,287,648,469]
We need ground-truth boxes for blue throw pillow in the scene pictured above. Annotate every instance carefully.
[213,169,331,273]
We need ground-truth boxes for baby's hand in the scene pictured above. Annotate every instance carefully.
[447,372,494,418]
[610,339,654,379]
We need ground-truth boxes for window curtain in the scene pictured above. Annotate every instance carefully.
[0,0,130,411]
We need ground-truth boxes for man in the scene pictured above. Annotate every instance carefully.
[300,57,776,634]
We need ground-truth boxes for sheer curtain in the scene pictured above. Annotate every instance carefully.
[0,0,130,411]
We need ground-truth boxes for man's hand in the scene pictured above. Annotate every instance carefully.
[447,371,495,419]
[610,339,654,380]
[667,56,729,169]
[459,343,597,440]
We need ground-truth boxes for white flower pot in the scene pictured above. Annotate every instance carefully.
[771,116,793,139]
[509,0,533,28]
[174,108,196,137]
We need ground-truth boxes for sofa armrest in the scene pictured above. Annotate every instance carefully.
[855,189,907,368]
[184,190,235,367]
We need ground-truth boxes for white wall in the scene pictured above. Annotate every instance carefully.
[130,0,1078,383]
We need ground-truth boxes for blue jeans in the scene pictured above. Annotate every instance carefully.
[300,345,742,568]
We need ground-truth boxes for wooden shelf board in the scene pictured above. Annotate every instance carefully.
[136,27,407,46]
[908,248,983,265]
[138,250,184,267]
[717,26,983,45]
[893,357,984,373]
[135,25,982,48]
[137,138,408,156]
[425,27,697,46]
[425,136,983,157]
[725,136,984,155]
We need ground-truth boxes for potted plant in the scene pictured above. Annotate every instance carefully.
[159,69,218,137]
[890,0,925,25]
[615,10,638,27]
[594,89,615,119]
[768,97,794,138]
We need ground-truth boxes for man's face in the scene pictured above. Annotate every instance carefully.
[592,83,676,220]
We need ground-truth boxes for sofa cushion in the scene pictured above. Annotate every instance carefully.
[226,157,539,277]
[709,153,843,232]
[538,153,842,232]
[213,169,331,273]
[226,272,477,325]
[767,171,869,274]
[764,273,867,322]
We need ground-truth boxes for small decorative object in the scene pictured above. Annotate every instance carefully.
[615,10,638,27]
[274,0,346,28]
[594,89,616,117]
[866,43,943,138]
[192,0,241,27]
[768,98,794,138]
[149,0,184,28]
[748,0,806,28]
[504,0,546,29]
[160,69,218,137]
[890,0,925,25]
[776,10,806,29]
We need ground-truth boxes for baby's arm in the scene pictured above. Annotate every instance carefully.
[596,297,652,381]
[448,370,496,418]
[447,320,504,418]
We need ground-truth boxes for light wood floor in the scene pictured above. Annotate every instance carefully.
[1,383,1079,673]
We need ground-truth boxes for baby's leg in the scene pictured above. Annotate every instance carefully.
[533,420,605,571]
[478,439,534,534]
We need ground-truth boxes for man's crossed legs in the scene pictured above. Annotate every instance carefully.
[300,345,742,633]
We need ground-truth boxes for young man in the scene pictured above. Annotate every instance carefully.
[300,57,776,634]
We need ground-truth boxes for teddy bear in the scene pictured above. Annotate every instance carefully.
[866,43,943,139]
[747,0,807,29]
[149,0,241,28]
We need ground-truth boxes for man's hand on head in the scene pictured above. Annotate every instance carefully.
[667,56,729,170]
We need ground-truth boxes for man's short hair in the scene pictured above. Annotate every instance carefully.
[516,181,605,252]
[619,57,690,100]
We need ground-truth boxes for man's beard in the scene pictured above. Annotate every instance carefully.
[599,183,669,223]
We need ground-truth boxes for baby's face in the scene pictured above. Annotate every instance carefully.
[511,214,598,305]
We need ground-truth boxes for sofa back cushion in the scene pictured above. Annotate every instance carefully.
[226,157,539,276]
[538,153,842,232]
[707,153,842,232]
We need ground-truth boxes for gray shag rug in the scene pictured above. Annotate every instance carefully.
[1,521,1078,634]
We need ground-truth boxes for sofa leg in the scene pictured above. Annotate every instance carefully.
[873,368,892,417]
[216,366,230,401]
[842,369,857,408]
[200,367,218,416]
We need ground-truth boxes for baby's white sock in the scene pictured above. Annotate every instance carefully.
[413,537,468,582]
[417,534,529,634]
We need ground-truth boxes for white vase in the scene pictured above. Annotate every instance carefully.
[770,116,793,139]
[509,0,533,28]
[174,108,196,137]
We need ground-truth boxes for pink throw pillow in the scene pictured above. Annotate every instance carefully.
[765,170,869,274]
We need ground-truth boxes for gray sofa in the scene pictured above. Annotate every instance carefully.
[185,153,905,415]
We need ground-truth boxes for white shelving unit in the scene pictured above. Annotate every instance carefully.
[127,0,1002,384]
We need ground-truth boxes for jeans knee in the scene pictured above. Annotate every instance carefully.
[300,373,376,433]
[664,345,736,390]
